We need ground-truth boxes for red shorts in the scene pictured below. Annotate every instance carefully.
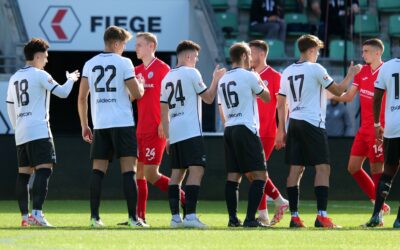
[350,131,383,163]
[137,132,166,165]
[260,136,275,161]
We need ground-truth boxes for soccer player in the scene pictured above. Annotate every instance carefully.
[249,40,289,225]
[161,40,226,228]
[219,42,271,228]
[6,38,80,227]
[365,57,400,228]
[133,32,185,224]
[78,26,146,227]
[275,34,361,228]
[329,39,390,218]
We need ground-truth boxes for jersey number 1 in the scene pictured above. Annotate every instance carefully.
[165,80,186,109]
[393,73,399,99]
[288,74,304,102]
[13,79,29,107]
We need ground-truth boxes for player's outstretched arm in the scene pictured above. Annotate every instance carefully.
[126,77,144,101]
[329,85,358,102]
[275,94,287,150]
[50,70,80,98]
[327,62,362,97]
[200,65,226,104]
[160,103,170,153]
[77,77,92,143]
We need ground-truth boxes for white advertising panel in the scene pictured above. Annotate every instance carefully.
[17,0,189,51]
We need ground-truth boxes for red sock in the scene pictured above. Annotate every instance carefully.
[136,179,148,220]
[352,169,375,200]
[153,175,169,192]
[264,178,280,200]
[258,193,267,210]
[372,173,382,193]
[180,189,186,205]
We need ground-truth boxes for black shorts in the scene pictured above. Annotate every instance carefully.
[224,125,267,174]
[16,138,56,167]
[91,126,137,160]
[285,119,330,166]
[169,136,206,169]
[383,137,400,166]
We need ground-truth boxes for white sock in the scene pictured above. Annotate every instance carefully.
[186,213,197,220]
[32,210,42,217]
[318,210,328,217]
[274,195,286,206]
[22,214,29,220]
[258,209,269,219]
[172,214,182,222]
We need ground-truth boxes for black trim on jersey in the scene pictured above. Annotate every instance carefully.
[82,76,88,79]
[295,61,307,64]
[20,66,32,70]
[325,81,334,89]
[44,90,51,138]
[375,86,385,91]
[124,76,136,81]
[256,89,264,96]
[318,85,323,128]
[278,93,286,97]
[196,96,202,137]
[50,85,58,94]
[6,101,14,104]
[101,52,113,54]
[198,88,207,95]
[160,101,168,103]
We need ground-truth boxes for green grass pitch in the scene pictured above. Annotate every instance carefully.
[0,200,399,249]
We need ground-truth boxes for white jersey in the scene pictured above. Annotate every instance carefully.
[217,68,263,134]
[279,61,333,128]
[160,66,207,144]
[6,66,74,145]
[82,53,135,129]
[375,58,400,138]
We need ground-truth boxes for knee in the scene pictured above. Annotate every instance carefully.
[316,165,330,176]
[144,168,161,184]
[347,164,359,175]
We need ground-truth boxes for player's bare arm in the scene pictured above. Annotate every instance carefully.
[218,105,225,125]
[77,77,93,144]
[373,88,385,144]
[327,62,362,96]
[275,94,287,150]
[329,84,358,102]
[160,103,170,153]
[126,76,145,100]
[200,65,226,104]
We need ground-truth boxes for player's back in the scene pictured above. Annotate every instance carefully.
[7,66,53,145]
[218,68,262,134]
[82,53,135,129]
[161,66,206,144]
[375,58,400,138]
[280,61,333,128]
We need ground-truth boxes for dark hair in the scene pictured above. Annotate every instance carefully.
[24,38,49,61]
[249,40,269,54]
[176,40,201,55]
[104,26,132,45]
[230,42,250,64]
[297,34,324,53]
[362,38,384,52]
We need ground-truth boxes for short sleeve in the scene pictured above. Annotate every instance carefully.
[249,71,263,95]
[160,77,168,103]
[123,58,135,81]
[273,71,281,96]
[375,66,386,90]
[82,62,89,78]
[352,71,361,88]
[217,94,222,105]
[191,68,207,94]
[39,71,60,93]
[6,80,14,103]
[278,72,287,96]
[314,63,334,89]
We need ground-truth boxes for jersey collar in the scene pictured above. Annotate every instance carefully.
[258,66,270,75]
[370,62,383,75]
[145,57,157,70]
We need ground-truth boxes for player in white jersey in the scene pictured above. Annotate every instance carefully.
[6,38,80,227]
[218,42,271,228]
[160,40,226,228]
[365,57,400,228]
[77,26,146,228]
[275,34,361,228]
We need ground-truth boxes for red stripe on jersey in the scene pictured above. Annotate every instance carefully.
[257,66,281,138]
[136,58,170,134]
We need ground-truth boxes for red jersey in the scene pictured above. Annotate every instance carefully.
[136,58,170,134]
[257,66,281,138]
[353,64,385,134]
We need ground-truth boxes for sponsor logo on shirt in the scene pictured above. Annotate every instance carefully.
[362,77,368,81]
[171,112,184,118]
[148,71,154,79]
[48,77,54,83]
[228,113,242,118]
[17,112,32,118]
[96,98,117,103]
[292,106,304,112]
[323,75,329,81]
[359,89,374,98]
[390,105,400,112]
[144,83,154,88]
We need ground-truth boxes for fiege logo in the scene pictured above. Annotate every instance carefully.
[39,6,81,43]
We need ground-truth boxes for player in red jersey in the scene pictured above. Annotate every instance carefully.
[248,40,289,225]
[134,32,185,224]
[330,39,390,221]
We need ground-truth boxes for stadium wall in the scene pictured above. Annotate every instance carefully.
[2,135,399,201]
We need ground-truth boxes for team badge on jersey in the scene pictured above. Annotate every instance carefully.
[48,77,54,83]
[148,71,154,79]
[263,80,269,86]
[323,75,329,80]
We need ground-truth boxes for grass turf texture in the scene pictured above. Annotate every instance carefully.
[0,200,399,249]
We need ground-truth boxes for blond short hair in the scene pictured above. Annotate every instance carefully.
[136,32,158,47]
